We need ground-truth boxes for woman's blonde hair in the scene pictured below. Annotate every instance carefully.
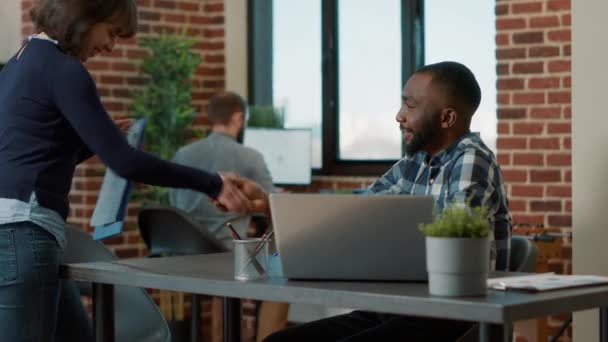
[30,0,138,55]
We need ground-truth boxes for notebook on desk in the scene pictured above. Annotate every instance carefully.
[488,273,608,292]
[269,194,434,281]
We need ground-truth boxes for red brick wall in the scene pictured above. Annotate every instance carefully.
[496,0,572,340]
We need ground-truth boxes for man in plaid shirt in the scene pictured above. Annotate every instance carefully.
[368,125,511,272]
[238,61,512,341]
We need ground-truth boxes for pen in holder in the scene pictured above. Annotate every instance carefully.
[233,237,270,280]
[226,222,272,277]
[238,231,274,274]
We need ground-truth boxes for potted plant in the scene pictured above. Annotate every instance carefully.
[131,32,203,205]
[130,32,203,340]
[247,105,285,128]
[419,203,491,297]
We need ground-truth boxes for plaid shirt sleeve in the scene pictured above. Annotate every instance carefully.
[446,148,512,271]
[446,149,495,207]
[367,159,408,194]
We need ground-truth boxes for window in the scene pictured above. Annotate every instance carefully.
[424,0,497,152]
[273,1,322,167]
[249,0,424,175]
[338,0,402,161]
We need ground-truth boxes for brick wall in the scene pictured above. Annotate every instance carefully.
[496,0,572,340]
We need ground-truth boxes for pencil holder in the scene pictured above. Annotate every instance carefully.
[233,238,269,280]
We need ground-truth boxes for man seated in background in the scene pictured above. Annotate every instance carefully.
[170,91,274,247]
[170,91,286,342]
[234,61,512,341]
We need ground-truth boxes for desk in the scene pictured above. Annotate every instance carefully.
[61,253,608,342]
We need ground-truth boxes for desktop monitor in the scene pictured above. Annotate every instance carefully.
[244,128,312,185]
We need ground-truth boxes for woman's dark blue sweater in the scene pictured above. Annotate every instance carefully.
[0,39,222,219]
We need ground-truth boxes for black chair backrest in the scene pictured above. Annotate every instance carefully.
[62,225,171,342]
[138,206,228,257]
[63,225,116,263]
[509,236,539,272]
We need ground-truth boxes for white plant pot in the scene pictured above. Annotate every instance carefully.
[426,237,490,297]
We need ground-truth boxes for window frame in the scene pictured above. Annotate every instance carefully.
[248,0,425,176]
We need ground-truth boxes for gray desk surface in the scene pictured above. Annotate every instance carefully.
[61,252,608,325]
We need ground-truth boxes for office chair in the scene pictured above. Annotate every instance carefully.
[509,236,539,272]
[138,206,229,342]
[138,206,227,257]
[61,224,171,342]
[510,236,572,342]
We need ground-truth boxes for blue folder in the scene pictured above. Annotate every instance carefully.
[91,119,146,240]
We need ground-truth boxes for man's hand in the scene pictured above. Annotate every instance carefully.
[216,173,253,215]
[114,118,134,133]
[222,174,271,216]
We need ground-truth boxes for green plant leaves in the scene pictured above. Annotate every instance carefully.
[131,32,203,205]
[419,204,491,238]
[248,105,285,128]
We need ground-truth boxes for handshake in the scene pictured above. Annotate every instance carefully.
[214,173,271,216]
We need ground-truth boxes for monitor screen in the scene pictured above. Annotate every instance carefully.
[244,128,312,185]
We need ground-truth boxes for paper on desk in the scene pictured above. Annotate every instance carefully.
[487,273,608,292]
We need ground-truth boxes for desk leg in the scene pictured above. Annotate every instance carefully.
[93,283,115,342]
[601,307,607,342]
[479,322,489,342]
[479,322,510,342]
[223,297,241,342]
[191,294,199,342]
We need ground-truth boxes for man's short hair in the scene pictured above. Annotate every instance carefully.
[207,91,247,125]
[415,61,482,115]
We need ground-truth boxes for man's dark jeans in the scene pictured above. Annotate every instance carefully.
[263,310,475,342]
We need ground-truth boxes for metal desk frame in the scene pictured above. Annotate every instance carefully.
[62,253,608,342]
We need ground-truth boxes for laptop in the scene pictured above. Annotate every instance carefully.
[269,194,434,281]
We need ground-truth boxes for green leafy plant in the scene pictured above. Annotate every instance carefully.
[419,204,491,238]
[131,33,203,205]
[247,105,285,128]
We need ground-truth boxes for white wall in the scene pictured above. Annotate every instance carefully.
[225,0,248,99]
[0,0,21,63]
[572,1,608,341]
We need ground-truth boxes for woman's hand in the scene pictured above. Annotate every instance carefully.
[215,173,253,215]
[222,174,271,216]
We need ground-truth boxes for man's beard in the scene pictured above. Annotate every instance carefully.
[404,113,441,157]
[236,125,245,144]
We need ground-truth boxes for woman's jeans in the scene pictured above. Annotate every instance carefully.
[0,221,62,342]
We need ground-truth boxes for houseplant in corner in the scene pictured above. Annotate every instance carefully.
[419,203,491,297]
[130,32,203,341]
[132,32,203,206]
